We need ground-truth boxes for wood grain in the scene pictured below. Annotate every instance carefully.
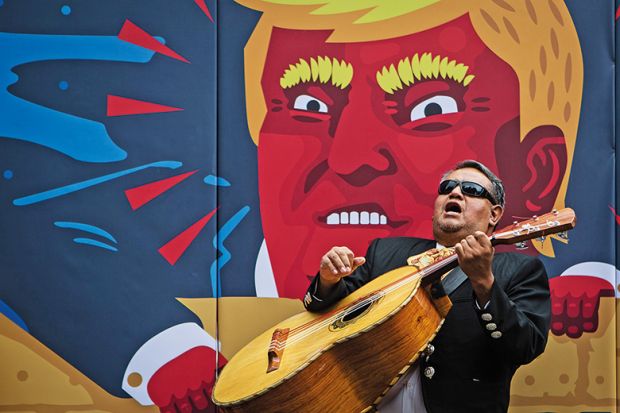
[213,266,450,412]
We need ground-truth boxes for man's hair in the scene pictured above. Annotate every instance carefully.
[444,160,506,208]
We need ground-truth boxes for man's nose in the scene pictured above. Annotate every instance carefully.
[448,184,465,198]
[327,94,396,186]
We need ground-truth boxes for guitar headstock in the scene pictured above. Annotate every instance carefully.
[492,208,576,246]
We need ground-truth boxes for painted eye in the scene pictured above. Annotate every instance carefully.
[410,95,458,121]
[293,94,328,113]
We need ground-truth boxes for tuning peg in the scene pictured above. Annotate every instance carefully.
[552,209,559,215]
[536,236,546,244]
[532,215,538,221]
[557,231,569,241]
[515,241,528,250]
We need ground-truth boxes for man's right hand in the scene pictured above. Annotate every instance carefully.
[318,246,365,295]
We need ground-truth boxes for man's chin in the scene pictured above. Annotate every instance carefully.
[437,222,462,233]
[432,221,463,243]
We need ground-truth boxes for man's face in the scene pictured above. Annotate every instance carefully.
[432,167,500,246]
[257,15,520,297]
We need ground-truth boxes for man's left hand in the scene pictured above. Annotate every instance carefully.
[454,231,495,305]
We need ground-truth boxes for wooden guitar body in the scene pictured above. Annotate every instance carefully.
[212,266,450,413]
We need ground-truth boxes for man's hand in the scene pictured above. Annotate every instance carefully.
[454,231,495,305]
[318,246,365,296]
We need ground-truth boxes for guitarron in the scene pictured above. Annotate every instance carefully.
[212,209,576,413]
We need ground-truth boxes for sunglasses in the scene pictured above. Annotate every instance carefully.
[438,179,497,205]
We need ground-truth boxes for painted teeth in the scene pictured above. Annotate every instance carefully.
[326,211,388,225]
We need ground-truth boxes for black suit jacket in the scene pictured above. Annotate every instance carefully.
[304,237,551,413]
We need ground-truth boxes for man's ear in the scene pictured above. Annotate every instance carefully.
[495,121,567,227]
[489,205,503,228]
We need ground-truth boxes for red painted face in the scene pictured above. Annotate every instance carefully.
[257,15,520,298]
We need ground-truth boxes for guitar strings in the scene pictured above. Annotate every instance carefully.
[281,252,460,348]
[281,267,435,348]
[281,228,518,347]
[268,218,567,361]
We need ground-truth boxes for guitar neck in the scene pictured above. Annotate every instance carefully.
[416,236,506,288]
[418,208,576,288]
[419,253,458,288]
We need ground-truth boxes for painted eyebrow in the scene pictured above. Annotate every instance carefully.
[376,52,475,94]
[280,56,354,90]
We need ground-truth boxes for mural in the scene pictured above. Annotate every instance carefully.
[0,1,617,412]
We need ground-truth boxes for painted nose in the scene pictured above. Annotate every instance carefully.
[327,95,396,186]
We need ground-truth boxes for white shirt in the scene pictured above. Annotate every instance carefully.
[377,365,428,413]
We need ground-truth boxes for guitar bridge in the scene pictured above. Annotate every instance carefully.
[267,328,290,373]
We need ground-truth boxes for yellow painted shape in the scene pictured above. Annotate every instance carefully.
[376,53,475,94]
[397,57,413,86]
[0,331,93,405]
[509,403,616,413]
[317,56,331,83]
[178,296,305,360]
[511,333,578,398]
[66,411,116,413]
[2,411,37,413]
[510,297,616,410]
[0,315,156,412]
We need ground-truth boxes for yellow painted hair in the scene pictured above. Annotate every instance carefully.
[376,53,475,94]
[280,56,354,89]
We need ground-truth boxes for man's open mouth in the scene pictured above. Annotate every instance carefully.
[444,201,462,214]
[319,203,407,228]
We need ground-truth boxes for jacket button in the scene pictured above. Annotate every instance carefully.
[491,331,502,339]
[424,343,435,357]
[485,323,497,331]
[424,366,435,379]
[481,313,492,321]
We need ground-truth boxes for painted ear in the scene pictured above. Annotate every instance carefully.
[495,122,567,227]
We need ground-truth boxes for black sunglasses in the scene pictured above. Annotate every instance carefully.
[438,179,497,205]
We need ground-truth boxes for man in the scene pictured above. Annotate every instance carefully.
[304,160,551,412]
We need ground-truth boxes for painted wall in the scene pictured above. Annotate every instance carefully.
[0,1,617,412]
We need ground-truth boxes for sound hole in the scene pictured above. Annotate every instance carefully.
[330,299,376,331]
[342,302,372,322]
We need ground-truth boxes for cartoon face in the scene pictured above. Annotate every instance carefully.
[257,15,520,298]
